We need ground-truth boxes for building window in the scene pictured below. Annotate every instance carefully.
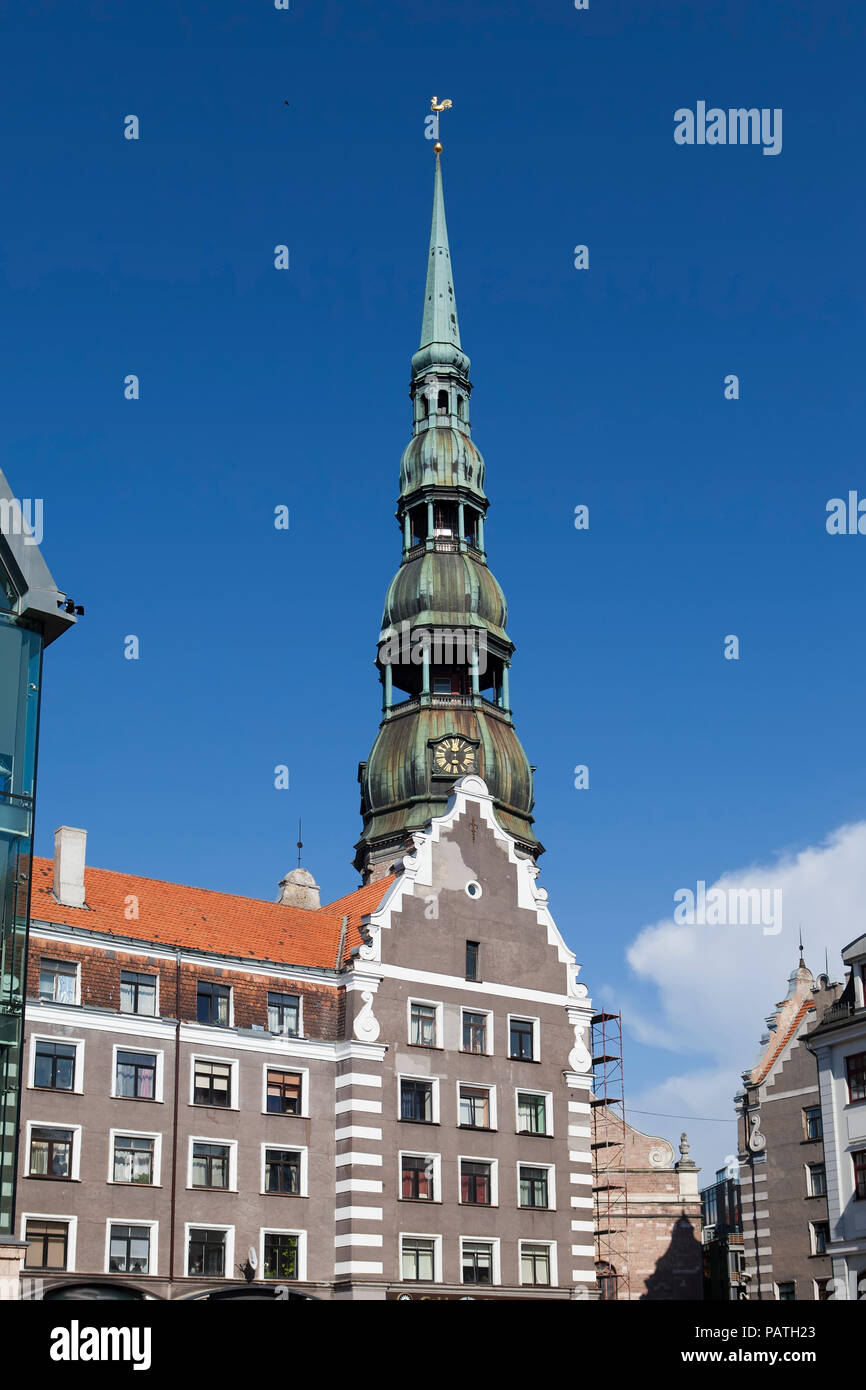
[462,1241,494,1285]
[266,1069,301,1115]
[458,1084,490,1129]
[264,1233,299,1280]
[596,1260,618,1300]
[517,1092,548,1135]
[846,1052,866,1104]
[108,1224,151,1274]
[462,1011,487,1054]
[187,1228,226,1277]
[437,389,449,412]
[520,1243,551,1287]
[410,1002,438,1047]
[803,1105,823,1140]
[193,1059,232,1108]
[29,1127,73,1179]
[116,1050,156,1100]
[120,970,157,1017]
[807,1163,827,1198]
[401,1154,434,1201]
[510,1018,535,1060]
[267,991,300,1036]
[460,1159,492,1206]
[113,1135,155,1185]
[400,1079,433,1123]
[815,1278,831,1300]
[465,941,479,981]
[265,1149,301,1195]
[854,1149,866,1201]
[519,1165,550,1209]
[23,1219,69,1271]
[776,1282,796,1301]
[811,1221,830,1255]
[38,958,77,1004]
[401,1237,436,1281]
[192,1142,230,1190]
[33,1040,76,1091]
[197,981,230,1027]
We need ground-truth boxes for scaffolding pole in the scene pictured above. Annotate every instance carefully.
[591,1010,630,1300]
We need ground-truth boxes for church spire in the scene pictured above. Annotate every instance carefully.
[419,148,462,354]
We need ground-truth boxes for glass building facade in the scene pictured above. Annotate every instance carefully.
[0,475,75,1237]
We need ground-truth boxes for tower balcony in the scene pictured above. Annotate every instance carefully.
[385,691,512,723]
[403,538,485,563]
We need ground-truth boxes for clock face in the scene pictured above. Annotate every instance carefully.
[433,736,477,776]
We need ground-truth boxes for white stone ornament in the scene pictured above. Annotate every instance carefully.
[568,1021,592,1073]
[353,990,381,1042]
[747,1112,766,1152]
[649,1142,675,1169]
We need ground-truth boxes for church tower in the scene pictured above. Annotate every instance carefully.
[354,149,542,881]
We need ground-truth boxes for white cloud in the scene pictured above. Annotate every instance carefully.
[615,822,866,1171]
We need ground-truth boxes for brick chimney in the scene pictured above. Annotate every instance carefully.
[53,826,87,908]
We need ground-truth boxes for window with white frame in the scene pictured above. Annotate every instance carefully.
[461,1008,490,1055]
[22,1216,76,1272]
[807,1163,827,1197]
[409,1000,440,1048]
[27,1124,81,1181]
[186,1225,233,1278]
[516,1090,551,1135]
[114,1048,161,1101]
[263,1066,306,1116]
[461,1238,499,1286]
[459,1156,496,1206]
[191,1056,236,1108]
[190,1139,235,1191]
[811,1220,830,1256]
[32,1038,80,1092]
[400,1234,440,1282]
[508,1015,538,1062]
[458,1083,494,1130]
[399,1075,438,1124]
[107,1222,156,1275]
[196,980,231,1028]
[38,958,78,1005]
[262,1145,307,1196]
[519,1240,555,1287]
[518,1162,554,1209]
[400,1151,439,1201]
[261,1228,306,1280]
[110,1132,159,1186]
[120,970,157,1017]
[267,991,300,1037]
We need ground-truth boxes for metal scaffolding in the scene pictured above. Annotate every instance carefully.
[591,1010,630,1300]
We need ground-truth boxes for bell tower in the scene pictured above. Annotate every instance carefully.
[354,147,542,881]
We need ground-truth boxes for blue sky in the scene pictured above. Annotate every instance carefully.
[4,0,865,1168]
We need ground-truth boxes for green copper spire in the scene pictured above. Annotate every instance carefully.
[353,148,543,881]
[419,152,462,352]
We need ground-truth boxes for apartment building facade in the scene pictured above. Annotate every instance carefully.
[17,790,596,1300]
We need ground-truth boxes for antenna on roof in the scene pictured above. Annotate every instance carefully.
[297,818,303,869]
[798,925,806,970]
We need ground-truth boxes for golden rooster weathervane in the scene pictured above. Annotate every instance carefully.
[429,97,452,154]
[430,96,452,113]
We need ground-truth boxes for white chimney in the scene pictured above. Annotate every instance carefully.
[53,826,87,908]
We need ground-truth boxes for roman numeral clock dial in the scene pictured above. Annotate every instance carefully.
[433,736,476,776]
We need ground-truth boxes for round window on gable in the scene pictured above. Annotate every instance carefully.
[465,880,483,900]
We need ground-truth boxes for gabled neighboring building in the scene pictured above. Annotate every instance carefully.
[806,933,866,1301]
[735,958,841,1300]
[701,1165,744,1300]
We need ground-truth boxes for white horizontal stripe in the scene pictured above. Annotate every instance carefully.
[570,1196,593,1208]
[568,1101,591,1114]
[571,1244,595,1257]
[370,960,573,1007]
[334,1179,383,1194]
[335,1125,382,1142]
[334,1098,382,1115]
[334,1261,383,1275]
[335,1206,383,1222]
[568,1126,591,1139]
[335,1072,382,1089]
[335,1152,383,1168]
[570,1220,594,1233]
[334,1234,383,1248]
[569,1150,591,1163]
[570,1172,593,1185]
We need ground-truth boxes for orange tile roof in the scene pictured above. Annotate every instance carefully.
[751,998,815,1086]
[30,858,393,972]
